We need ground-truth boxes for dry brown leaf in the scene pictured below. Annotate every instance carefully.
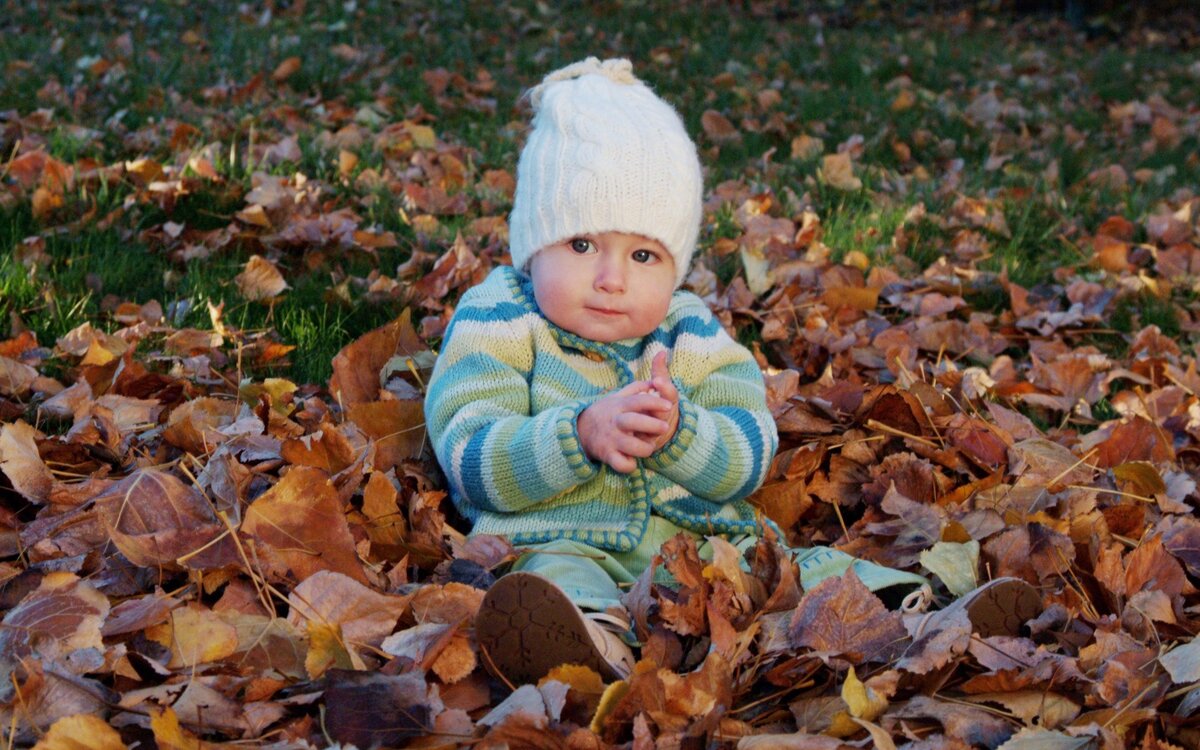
[287,569,409,650]
[281,424,356,473]
[0,420,54,504]
[329,310,427,408]
[163,397,237,454]
[701,110,741,143]
[93,469,233,569]
[0,355,39,396]
[821,152,862,191]
[362,469,407,550]
[235,254,289,302]
[0,572,109,686]
[242,466,368,584]
[346,399,426,471]
[789,569,907,664]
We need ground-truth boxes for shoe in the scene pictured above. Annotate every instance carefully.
[475,572,635,684]
[911,577,1041,639]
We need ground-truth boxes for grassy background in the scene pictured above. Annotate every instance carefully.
[2,1,1197,383]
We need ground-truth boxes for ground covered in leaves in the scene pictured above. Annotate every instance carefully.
[3,2,1200,749]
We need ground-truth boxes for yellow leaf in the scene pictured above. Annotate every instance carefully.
[918,541,980,597]
[239,377,298,415]
[841,666,888,721]
[1113,461,1166,497]
[590,675,632,734]
[543,664,606,695]
[235,203,272,228]
[790,134,824,160]
[167,605,239,668]
[32,714,127,750]
[821,152,862,191]
[405,122,437,150]
[149,707,204,750]
[305,621,355,679]
[338,149,359,177]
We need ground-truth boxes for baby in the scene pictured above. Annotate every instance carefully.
[424,58,934,684]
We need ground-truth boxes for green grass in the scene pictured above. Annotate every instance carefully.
[2,1,1197,383]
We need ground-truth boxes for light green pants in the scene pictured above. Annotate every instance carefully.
[508,516,928,613]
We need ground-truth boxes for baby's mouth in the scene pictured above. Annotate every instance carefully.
[587,307,625,316]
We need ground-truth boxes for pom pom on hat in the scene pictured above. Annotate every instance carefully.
[508,57,703,288]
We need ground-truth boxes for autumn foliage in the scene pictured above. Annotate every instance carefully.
[3,4,1200,750]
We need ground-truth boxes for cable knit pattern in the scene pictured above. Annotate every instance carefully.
[424,266,780,552]
[508,57,703,288]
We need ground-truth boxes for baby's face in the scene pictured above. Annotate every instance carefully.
[529,231,676,343]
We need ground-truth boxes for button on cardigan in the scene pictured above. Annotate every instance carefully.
[423,266,779,552]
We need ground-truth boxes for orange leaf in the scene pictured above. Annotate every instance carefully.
[281,424,356,474]
[242,466,368,584]
[235,254,289,302]
[346,399,426,471]
[329,310,426,408]
[271,56,301,82]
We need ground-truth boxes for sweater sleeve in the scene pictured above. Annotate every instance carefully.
[423,303,599,515]
[642,306,779,504]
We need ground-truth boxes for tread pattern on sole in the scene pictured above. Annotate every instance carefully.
[476,572,614,684]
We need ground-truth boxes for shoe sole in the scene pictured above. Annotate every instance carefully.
[476,572,617,684]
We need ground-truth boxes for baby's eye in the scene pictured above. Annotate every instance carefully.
[569,238,594,254]
[632,248,659,264]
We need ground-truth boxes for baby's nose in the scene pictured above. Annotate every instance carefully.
[594,260,627,292]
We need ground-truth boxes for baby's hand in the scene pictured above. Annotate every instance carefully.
[644,351,680,451]
[577,381,673,473]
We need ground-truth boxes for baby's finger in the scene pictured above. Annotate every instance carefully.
[623,393,673,415]
[606,450,637,473]
[651,350,671,381]
[615,380,655,397]
[615,412,669,436]
[616,433,657,458]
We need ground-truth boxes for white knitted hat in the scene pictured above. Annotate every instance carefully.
[508,57,703,288]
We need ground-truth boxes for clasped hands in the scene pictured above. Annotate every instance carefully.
[577,351,679,473]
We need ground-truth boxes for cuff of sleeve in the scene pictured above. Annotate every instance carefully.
[556,401,600,481]
[645,395,699,471]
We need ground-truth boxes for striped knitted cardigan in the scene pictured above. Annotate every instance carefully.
[423,266,779,552]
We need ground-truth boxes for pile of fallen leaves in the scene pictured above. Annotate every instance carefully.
[4,5,1200,749]
[3,182,1200,748]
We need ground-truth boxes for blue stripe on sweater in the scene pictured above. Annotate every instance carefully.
[510,418,556,500]
[460,428,496,511]
[449,301,530,326]
[716,406,764,499]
